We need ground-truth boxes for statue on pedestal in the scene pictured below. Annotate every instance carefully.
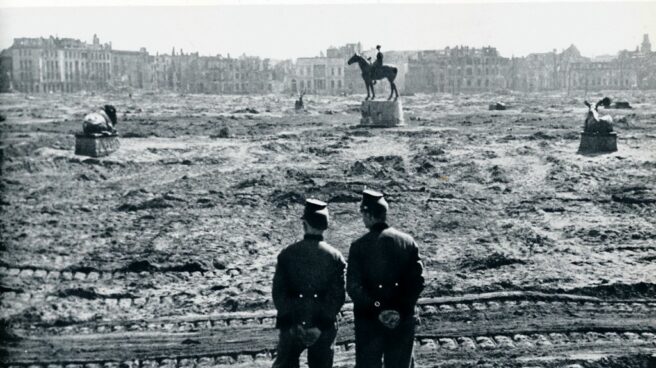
[75,105,120,157]
[578,97,618,154]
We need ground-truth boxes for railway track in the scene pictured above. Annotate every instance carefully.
[2,291,655,367]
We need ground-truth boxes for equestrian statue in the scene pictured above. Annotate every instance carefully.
[347,45,399,101]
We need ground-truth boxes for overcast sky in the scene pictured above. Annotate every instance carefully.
[0,1,654,60]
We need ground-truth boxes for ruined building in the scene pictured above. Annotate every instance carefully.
[507,45,588,92]
[2,35,655,95]
[288,43,364,95]
[327,43,363,93]
[190,54,275,94]
[405,46,509,94]
[0,49,12,92]
[4,35,112,93]
[0,35,283,95]
[291,57,345,95]
[567,35,654,92]
[405,36,655,94]
[112,48,152,90]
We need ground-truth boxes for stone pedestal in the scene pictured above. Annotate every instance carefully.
[75,133,120,157]
[578,132,617,154]
[360,100,404,127]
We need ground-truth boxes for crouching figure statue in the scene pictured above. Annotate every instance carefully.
[583,97,613,135]
[578,97,617,154]
[75,104,120,157]
[83,105,118,136]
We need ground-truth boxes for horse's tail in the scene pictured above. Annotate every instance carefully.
[389,66,398,82]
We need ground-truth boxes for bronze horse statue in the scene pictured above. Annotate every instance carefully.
[347,53,399,101]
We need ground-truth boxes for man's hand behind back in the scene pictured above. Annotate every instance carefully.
[378,310,400,329]
[291,324,322,347]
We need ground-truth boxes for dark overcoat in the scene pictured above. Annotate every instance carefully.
[346,223,424,320]
[273,236,346,330]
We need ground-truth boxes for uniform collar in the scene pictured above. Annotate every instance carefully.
[370,222,389,232]
[304,234,324,242]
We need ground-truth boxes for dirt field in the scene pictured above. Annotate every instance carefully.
[1,91,655,367]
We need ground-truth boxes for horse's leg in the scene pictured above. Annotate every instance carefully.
[387,78,394,100]
[364,80,370,100]
[393,82,399,100]
[371,81,376,100]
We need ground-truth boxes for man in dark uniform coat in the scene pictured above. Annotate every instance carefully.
[369,45,383,84]
[272,199,346,368]
[347,190,424,368]
[373,45,383,70]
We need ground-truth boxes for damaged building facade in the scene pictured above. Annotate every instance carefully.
[568,35,654,91]
[405,46,508,93]
[4,35,112,93]
[405,35,656,94]
[0,35,285,94]
[1,34,655,95]
[112,48,152,90]
[506,45,587,92]
[288,43,364,95]
[327,43,363,94]
[291,57,345,95]
[150,51,281,94]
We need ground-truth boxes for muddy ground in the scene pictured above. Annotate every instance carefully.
[0,91,655,366]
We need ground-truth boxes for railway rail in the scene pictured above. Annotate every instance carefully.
[2,291,655,367]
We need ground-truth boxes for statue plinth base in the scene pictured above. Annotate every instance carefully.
[75,133,120,157]
[578,132,617,154]
[360,100,404,127]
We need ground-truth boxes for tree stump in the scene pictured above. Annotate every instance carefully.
[75,133,120,157]
[360,100,404,127]
[578,132,617,154]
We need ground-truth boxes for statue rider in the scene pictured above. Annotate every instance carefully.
[368,45,383,85]
[373,45,383,73]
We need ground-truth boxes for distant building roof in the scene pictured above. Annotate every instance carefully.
[11,36,111,50]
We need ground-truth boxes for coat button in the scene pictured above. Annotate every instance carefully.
[302,321,306,326]
[395,282,399,287]
[374,301,380,307]
[299,294,303,298]
[378,284,383,289]
[313,294,318,298]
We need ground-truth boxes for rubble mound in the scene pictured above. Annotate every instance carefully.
[160,261,209,273]
[270,190,305,208]
[611,186,656,204]
[309,181,366,203]
[117,195,178,212]
[210,127,230,138]
[121,260,159,273]
[529,131,557,140]
[488,102,507,110]
[232,108,259,114]
[489,165,510,183]
[460,252,526,271]
[348,155,406,177]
